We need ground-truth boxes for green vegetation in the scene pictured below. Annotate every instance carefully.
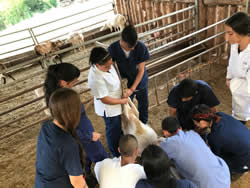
[0,0,57,31]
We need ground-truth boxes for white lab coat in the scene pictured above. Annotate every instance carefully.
[227,43,250,121]
[88,64,122,117]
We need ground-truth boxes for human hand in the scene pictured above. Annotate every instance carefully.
[92,132,101,142]
[120,97,128,104]
[124,88,134,98]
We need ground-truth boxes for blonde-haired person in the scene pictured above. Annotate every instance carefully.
[35,88,88,188]
[225,12,250,124]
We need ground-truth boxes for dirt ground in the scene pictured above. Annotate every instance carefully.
[0,61,250,187]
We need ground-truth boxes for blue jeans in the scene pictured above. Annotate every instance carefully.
[103,114,123,157]
[130,87,149,124]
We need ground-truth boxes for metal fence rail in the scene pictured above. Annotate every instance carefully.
[0,1,115,59]
[0,18,227,140]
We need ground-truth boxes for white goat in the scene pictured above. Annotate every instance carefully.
[34,87,51,116]
[122,98,159,155]
[100,14,126,32]
[66,31,85,53]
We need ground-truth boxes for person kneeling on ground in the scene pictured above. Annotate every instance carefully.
[167,79,220,130]
[160,116,231,188]
[136,144,195,188]
[94,134,146,188]
[192,104,250,175]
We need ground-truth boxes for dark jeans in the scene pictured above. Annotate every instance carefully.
[82,140,109,174]
[130,87,149,124]
[103,114,123,157]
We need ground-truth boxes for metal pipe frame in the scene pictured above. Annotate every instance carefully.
[147,31,225,69]
[149,41,226,79]
[135,5,195,28]
[0,6,195,74]
[150,18,227,54]
[35,9,113,37]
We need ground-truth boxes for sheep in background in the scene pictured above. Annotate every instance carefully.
[100,14,126,32]
[66,31,85,53]
[122,97,160,155]
[34,41,63,68]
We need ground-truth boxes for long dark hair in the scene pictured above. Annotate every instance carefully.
[225,12,249,36]
[49,88,86,168]
[141,145,176,188]
[89,47,112,66]
[44,63,80,106]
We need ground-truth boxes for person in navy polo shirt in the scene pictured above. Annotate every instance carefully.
[192,104,250,174]
[35,88,88,188]
[108,25,150,124]
[167,79,220,130]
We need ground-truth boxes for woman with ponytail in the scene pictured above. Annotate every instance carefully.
[43,63,109,178]
[35,88,88,188]
[192,104,250,175]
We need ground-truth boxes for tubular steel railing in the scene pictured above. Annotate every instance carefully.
[0,1,115,59]
[0,4,206,140]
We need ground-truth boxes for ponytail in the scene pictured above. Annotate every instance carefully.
[44,63,80,106]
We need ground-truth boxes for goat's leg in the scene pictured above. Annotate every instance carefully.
[128,98,139,118]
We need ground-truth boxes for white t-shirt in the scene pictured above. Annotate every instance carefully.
[88,64,122,117]
[226,43,250,120]
[94,157,146,188]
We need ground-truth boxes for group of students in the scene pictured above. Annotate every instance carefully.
[35,12,250,188]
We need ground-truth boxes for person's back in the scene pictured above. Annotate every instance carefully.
[208,112,250,172]
[95,157,145,188]
[94,134,146,188]
[36,121,82,188]
[160,130,230,188]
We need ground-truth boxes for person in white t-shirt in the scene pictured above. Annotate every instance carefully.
[94,134,146,188]
[88,47,128,157]
[225,12,250,124]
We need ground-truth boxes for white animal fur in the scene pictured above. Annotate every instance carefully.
[122,98,159,155]
[34,88,51,116]
[100,14,126,32]
[66,31,85,53]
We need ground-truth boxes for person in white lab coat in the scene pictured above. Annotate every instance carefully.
[225,12,250,124]
[88,47,128,157]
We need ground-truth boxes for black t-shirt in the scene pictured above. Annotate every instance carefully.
[167,80,220,129]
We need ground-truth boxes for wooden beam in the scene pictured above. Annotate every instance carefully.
[203,0,244,6]
[152,0,195,3]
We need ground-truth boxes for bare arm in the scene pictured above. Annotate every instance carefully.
[101,96,128,105]
[125,62,145,97]
[69,175,88,188]
[131,62,145,91]
[169,106,177,117]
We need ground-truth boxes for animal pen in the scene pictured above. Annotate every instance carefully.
[0,0,249,186]
[0,0,247,140]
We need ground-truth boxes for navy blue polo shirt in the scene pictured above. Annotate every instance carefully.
[108,40,150,89]
[35,121,83,188]
[208,112,250,173]
[136,178,195,188]
[167,80,220,129]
